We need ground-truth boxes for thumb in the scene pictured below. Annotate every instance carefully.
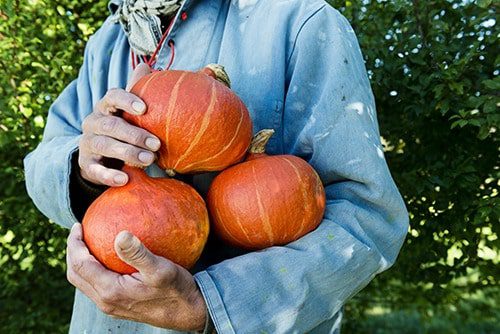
[126,63,152,92]
[70,223,83,240]
[115,231,158,276]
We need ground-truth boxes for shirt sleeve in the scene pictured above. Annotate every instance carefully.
[23,35,97,229]
[69,150,108,221]
[194,6,409,334]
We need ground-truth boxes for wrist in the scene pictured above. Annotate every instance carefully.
[69,150,108,220]
[191,281,215,333]
[190,291,208,331]
[72,151,107,192]
[77,168,107,193]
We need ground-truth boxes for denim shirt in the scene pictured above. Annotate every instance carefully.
[24,0,409,333]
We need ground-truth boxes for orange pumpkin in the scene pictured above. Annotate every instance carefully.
[124,64,253,176]
[207,130,326,250]
[82,166,209,274]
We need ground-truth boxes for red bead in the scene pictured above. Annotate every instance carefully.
[181,12,188,21]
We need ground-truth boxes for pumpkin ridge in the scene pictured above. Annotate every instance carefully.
[83,167,209,273]
[268,164,289,242]
[234,214,253,245]
[137,73,158,98]
[173,81,217,170]
[164,72,189,167]
[181,97,246,171]
[282,156,309,239]
[214,205,241,245]
[127,66,253,174]
[252,164,274,244]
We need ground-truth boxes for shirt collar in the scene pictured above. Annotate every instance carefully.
[107,0,191,15]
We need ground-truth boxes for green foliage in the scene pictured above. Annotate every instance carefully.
[0,1,108,332]
[0,0,498,333]
[325,0,499,330]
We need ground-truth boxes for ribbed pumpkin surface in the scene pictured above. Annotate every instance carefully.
[82,166,209,274]
[125,67,252,175]
[207,153,326,250]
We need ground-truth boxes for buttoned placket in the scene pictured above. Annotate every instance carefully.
[152,0,190,71]
[154,0,225,71]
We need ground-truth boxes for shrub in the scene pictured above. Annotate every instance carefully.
[0,0,497,332]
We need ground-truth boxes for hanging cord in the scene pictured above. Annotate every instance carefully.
[131,17,176,71]
[165,40,175,70]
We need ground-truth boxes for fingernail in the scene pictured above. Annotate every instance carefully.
[116,231,134,250]
[114,174,127,185]
[132,101,146,114]
[145,137,161,150]
[138,151,154,164]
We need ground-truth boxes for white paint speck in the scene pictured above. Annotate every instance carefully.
[347,158,362,165]
[342,244,355,258]
[314,131,331,140]
[291,85,298,94]
[297,114,317,152]
[236,0,259,9]
[248,66,258,76]
[314,125,334,140]
[318,30,327,42]
[239,22,247,33]
[347,102,365,115]
[292,102,306,112]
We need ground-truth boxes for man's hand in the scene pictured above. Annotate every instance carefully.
[79,64,161,187]
[66,223,207,331]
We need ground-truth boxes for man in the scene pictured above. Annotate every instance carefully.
[24,0,409,333]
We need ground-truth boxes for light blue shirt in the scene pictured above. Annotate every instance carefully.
[24,0,409,333]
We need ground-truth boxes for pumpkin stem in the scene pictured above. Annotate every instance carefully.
[249,129,275,154]
[202,64,231,88]
[165,169,176,177]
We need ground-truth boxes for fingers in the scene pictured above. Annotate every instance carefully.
[66,224,122,307]
[115,231,159,275]
[83,115,161,152]
[95,88,146,116]
[68,220,83,241]
[81,134,156,166]
[126,63,152,92]
[67,225,202,326]
[78,157,128,187]
[67,224,119,285]
[115,231,179,288]
[78,75,160,187]
[79,96,161,186]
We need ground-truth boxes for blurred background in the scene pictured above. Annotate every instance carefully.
[0,0,498,333]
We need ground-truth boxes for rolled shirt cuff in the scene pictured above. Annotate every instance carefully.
[194,271,235,334]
